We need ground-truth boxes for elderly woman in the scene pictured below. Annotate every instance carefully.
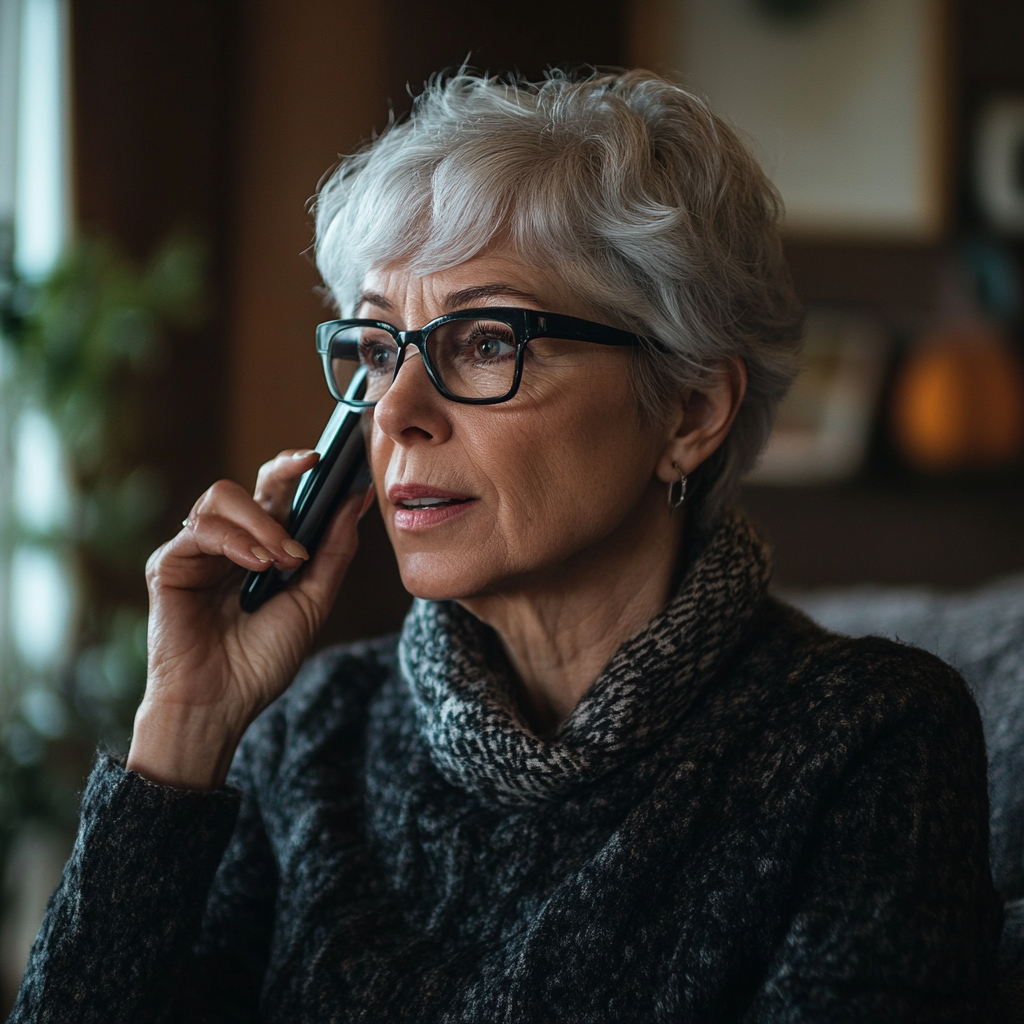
[12,71,999,1022]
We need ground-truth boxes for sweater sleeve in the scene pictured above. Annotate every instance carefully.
[743,664,1002,1024]
[8,754,245,1024]
[183,743,282,1021]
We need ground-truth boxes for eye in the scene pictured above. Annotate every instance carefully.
[467,324,516,361]
[358,331,397,373]
[475,336,510,359]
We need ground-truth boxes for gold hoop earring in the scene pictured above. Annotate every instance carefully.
[667,464,687,509]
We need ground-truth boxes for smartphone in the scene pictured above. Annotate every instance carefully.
[239,365,371,612]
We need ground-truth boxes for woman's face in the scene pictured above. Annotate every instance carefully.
[362,249,675,601]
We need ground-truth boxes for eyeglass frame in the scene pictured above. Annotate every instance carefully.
[315,306,667,407]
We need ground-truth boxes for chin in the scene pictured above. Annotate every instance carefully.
[396,550,500,603]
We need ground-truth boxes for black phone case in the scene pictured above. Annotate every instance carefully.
[239,367,370,612]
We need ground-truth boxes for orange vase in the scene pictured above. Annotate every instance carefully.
[890,329,1024,472]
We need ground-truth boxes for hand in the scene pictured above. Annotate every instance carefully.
[126,450,374,790]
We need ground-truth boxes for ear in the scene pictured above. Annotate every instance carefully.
[655,358,747,484]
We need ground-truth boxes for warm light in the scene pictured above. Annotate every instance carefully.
[891,332,1024,471]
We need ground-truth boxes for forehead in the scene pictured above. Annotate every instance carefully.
[357,249,587,321]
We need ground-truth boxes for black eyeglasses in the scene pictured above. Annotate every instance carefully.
[316,307,665,407]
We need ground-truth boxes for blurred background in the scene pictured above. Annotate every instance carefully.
[0,0,1023,1007]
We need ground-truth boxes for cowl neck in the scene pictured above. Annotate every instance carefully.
[398,509,772,807]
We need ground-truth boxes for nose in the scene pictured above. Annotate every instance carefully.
[372,341,452,445]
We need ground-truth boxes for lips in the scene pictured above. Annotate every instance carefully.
[396,495,465,510]
[387,484,471,508]
[387,483,476,530]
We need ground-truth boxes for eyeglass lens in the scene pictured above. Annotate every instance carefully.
[330,319,519,401]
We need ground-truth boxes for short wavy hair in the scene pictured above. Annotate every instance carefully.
[315,69,802,526]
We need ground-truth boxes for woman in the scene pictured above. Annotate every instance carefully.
[11,70,999,1022]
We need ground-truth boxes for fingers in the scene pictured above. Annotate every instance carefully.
[156,480,311,590]
[254,450,320,523]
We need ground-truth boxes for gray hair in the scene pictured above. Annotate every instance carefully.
[315,69,802,526]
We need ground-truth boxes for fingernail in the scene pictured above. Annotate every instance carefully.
[282,539,309,560]
[251,546,274,563]
[291,449,317,460]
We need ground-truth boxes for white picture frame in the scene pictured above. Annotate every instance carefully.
[635,0,949,240]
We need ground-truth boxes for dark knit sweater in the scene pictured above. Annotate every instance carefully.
[10,512,1001,1022]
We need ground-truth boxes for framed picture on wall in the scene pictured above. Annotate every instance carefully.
[631,0,950,240]
[746,308,888,485]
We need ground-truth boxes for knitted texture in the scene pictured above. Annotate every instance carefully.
[400,510,771,805]
[9,511,1001,1023]
[792,578,1024,1020]
[792,577,1024,905]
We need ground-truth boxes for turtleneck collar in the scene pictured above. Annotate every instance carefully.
[398,509,772,807]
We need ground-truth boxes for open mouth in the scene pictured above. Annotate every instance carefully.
[397,496,468,510]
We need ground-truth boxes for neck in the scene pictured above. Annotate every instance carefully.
[459,486,683,735]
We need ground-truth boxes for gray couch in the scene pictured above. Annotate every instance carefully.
[794,576,1024,1016]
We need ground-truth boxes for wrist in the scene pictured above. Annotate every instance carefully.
[126,700,249,790]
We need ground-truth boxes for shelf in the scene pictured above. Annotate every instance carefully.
[740,480,1024,590]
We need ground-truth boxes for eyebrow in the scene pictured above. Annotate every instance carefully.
[443,283,543,309]
[354,290,394,314]
[354,283,543,318]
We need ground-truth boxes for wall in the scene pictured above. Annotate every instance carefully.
[742,0,1024,589]
[226,0,389,488]
[72,0,239,549]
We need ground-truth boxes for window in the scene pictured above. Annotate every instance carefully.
[0,0,72,763]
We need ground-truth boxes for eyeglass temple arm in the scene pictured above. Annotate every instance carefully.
[527,311,667,352]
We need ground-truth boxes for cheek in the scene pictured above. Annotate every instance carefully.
[473,393,659,562]
[365,416,390,483]
[365,370,665,599]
